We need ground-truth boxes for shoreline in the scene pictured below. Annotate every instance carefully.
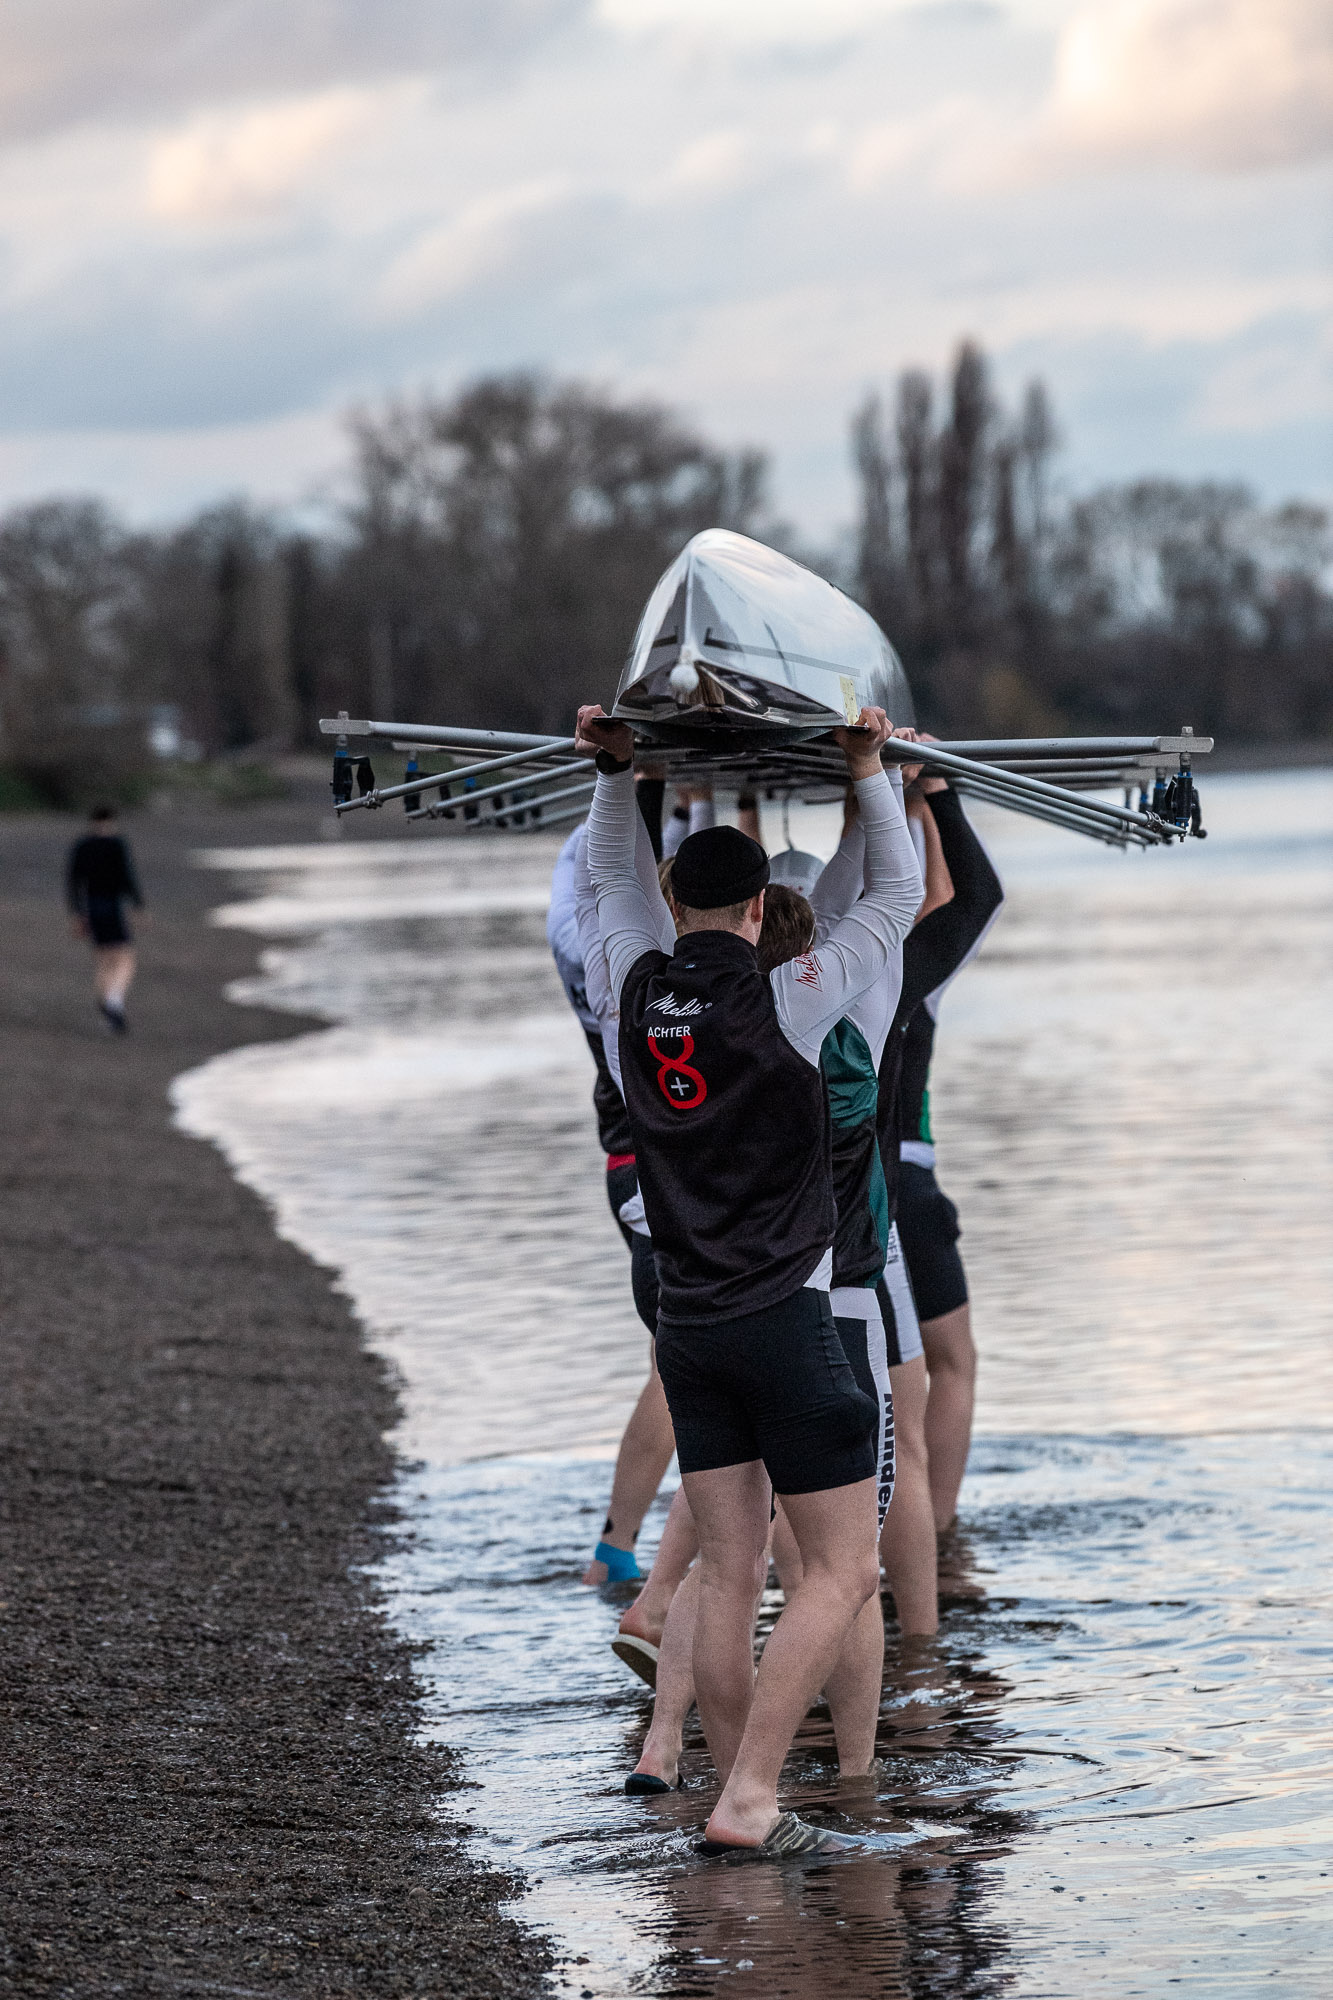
[0,803,551,1998]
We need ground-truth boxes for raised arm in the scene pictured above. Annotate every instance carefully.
[662,787,716,859]
[578,706,675,1002]
[907,793,953,921]
[894,784,1004,1023]
[809,820,867,945]
[572,833,625,1095]
[773,715,925,1063]
[927,786,1001,934]
[547,826,585,960]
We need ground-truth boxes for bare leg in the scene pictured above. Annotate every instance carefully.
[582,1351,677,1584]
[632,1563,700,1786]
[683,1461,774,1787]
[632,1504,773,1785]
[95,945,135,1009]
[921,1304,976,1531]
[820,1594,884,1775]
[771,1507,883,1776]
[619,1483,699,1646]
[705,1477,880,1846]
[878,1356,938,1634]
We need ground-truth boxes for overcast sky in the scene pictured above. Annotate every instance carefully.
[0,0,1328,534]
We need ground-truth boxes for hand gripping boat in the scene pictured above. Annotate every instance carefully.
[321,530,1211,849]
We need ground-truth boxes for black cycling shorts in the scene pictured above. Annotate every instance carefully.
[656,1287,877,1494]
[630,1231,659,1335]
[86,896,132,947]
[606,1158,639,1249]
[895,1161,968,1323]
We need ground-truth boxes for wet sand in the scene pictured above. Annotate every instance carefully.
[0,804,551,1998]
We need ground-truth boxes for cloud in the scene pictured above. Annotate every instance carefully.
[0,407,347,523]
[596,0,1009,51]
[1045,0,1333,170]
[598,0,897,49]
[1189,316,1333,435]
[660,131,754,196]
[0,0,1325,533]
[374,178,579,316]
[146,88,391,222]
[844,97,1003,191]
[0,0,585,143]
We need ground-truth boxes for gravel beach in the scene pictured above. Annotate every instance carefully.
[0,802,552,1999]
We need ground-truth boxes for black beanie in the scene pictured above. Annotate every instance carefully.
[672,825,770,910]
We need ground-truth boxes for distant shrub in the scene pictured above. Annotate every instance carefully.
[157,758,290,806]
[0,766,50,811]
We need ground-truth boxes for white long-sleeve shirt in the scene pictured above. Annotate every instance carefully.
[662,794,717,860]
[806,819,907,1071]
[572,818,673,1099]
[546,826,597,1032]
[587,763,923,1065]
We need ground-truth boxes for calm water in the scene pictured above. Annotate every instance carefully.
[174,769,1333,1997]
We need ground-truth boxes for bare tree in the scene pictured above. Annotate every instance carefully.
[1017,380,1058,566]
[851,393,894,636]
[936,340,990,641]
[3,363,1329,801]
[333,373,773,733]
[0,500,148,802]
[895,369,935,644]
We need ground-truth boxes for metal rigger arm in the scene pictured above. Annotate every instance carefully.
[318,712,1213,847]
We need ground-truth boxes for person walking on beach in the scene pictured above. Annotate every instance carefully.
[66,805,145,1033]
[580,700,922,1854]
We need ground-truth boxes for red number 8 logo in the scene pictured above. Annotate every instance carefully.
[648,1031,708,1110]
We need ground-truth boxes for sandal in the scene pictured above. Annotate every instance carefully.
[610,1632,659,1688]
[624,1771,681,1796]
[696,1812,862,1859]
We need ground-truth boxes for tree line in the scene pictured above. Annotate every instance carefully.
[0,352,1328,804]
[850,344,1332,744]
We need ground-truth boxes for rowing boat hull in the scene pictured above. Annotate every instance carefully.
[613,530,915,745]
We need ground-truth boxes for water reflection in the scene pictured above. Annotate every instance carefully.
[386,1456,1030,1998]
[382,1423,1333,1996]
[175,770,1333,1995]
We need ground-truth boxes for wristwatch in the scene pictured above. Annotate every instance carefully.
[594,748,634,775]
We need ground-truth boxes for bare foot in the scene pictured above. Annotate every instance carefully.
[702,1808,778,1849]
[703,1782,780,1849]
[581,1556,610,1585]
[617,1598,663,1647]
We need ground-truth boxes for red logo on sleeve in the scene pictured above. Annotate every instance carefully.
[648,1031,708,1109]
[793,952,823,987]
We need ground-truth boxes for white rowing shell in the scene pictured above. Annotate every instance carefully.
[613,529,915,744]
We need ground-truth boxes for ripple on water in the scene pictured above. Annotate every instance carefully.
[387,1432,1333,1997]
[173,771,1333,1996]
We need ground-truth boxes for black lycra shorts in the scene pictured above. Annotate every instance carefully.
[606,1158,639,1248]
[629,1231,659,1335]
[656,1287,877,1495]
[86,895,132,947]
[895,1161,968,1324]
